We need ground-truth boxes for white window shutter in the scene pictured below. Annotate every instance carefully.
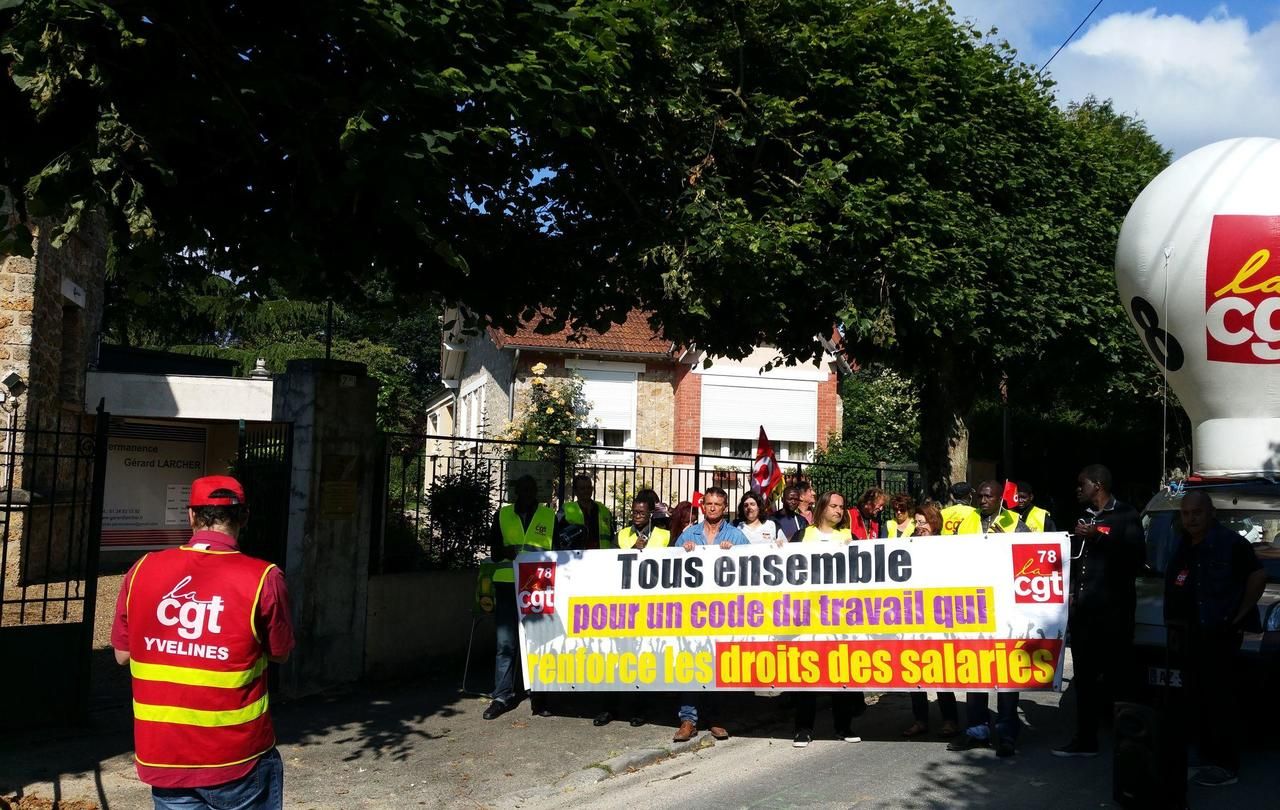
[578,369,636,431]
[699,377,817,443]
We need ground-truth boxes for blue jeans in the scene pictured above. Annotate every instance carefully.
[152,748,282,810]
[965,692,1020,741]
[493,584,523,704]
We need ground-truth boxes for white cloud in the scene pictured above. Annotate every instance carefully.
[1046,8,1280,156]
[948,0,1068,56]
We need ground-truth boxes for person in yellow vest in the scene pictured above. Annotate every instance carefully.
[596,496,670,728]
[110,475,294,809]
[559,473,615,549]
[949,480,1028,758]
[886,494,917,538]
[797,490,853,543]
[790,491,865,747]
[941,482,980,535]
[484,475,556,720]
[1014,480,1057,532]
[617,496,671,551]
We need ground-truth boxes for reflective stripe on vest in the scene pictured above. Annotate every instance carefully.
[564,500,614,546]
[1025,506,1048,533]
[617,526,671,549]
[131,656,268,688]
[126,545,277,770]
[801,525,853,542]
[493,504,556,583]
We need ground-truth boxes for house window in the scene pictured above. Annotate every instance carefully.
[701,438,754,458]
[458,387,486,439]
[598,428,629,448]
[778,441,814,462]
[576,368,637,453]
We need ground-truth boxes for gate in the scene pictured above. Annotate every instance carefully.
[235,420,293,567]
[0,406,109,729]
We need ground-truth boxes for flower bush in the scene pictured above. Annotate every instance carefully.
[504,363,592,467]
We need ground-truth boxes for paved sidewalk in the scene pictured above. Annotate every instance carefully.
[1,677,789,809]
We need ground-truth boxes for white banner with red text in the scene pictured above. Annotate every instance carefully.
[515,534,1071,693]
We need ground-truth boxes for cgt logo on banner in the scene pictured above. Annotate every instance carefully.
[518,561,557,616]
[1011,544,1064,604]
[1206,214,1280,363]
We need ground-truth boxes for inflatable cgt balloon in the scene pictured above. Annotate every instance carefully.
[1114,137,1280,478]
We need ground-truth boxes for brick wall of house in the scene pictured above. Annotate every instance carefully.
[817,370,840,450]
[672,363,701,460]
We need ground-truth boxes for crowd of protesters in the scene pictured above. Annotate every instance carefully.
[483,465,1266,794]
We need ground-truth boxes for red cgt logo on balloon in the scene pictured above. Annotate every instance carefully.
[1205,214,1280,363]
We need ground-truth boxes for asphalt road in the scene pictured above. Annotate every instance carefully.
[532,688,1279,810]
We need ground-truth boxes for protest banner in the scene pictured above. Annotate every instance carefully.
[515,534,1070,693]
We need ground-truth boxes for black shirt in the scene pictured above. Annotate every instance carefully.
[1165,524,1262,628]
[1071,497,1145,620]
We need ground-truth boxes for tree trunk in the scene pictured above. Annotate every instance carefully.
[917,353,975,498]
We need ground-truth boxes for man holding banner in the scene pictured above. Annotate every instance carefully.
[673,487,749,741]
[484,475,557,721]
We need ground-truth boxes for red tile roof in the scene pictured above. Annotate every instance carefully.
[490,309,673,357]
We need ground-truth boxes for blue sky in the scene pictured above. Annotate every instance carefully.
[948,1,1280,155]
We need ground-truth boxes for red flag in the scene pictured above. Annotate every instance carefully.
[1002,480,1019,510]
[752,427,784,497]
[691,491,704,510]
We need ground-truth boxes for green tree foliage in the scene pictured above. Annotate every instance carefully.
[2,1,1170,488]
[828,366,920,468]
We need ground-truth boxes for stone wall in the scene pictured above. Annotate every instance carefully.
[458,332,512,438]
[0,214,107,588]
[634,364,675,465]
[0,217,106,424]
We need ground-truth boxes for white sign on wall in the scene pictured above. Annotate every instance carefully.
[101,421,207,551]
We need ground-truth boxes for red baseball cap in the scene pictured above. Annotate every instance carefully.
[189,475,247,507]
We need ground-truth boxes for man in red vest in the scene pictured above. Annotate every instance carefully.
[111,475,295,810]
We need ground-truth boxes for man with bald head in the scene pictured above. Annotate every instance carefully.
[1163,489,1265,787]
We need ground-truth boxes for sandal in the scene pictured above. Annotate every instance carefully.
[902,721,929,738]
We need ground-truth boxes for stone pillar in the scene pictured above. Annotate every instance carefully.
[272,359,380,697]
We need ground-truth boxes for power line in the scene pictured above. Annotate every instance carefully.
[1036,0,1105,78]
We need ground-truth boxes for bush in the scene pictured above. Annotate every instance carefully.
[424,462,494,569]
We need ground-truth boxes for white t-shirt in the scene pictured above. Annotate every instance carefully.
[738,519,779,545]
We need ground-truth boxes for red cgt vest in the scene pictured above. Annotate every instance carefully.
[127,546,277,771]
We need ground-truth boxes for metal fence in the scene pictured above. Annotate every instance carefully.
[373,434,917,573]
[0,407,108,626]
[0,405,109,730]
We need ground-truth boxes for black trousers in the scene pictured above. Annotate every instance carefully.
[1169,625,1244,773]
[793,691,865,732]
[1070,614,1134,743]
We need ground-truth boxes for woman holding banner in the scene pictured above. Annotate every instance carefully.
[902,502,959,738]
[790,491,865,747]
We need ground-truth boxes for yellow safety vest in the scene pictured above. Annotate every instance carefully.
[886,519,914,538]
[982,508,1024,534]
[564,500,615,547]
[1024,506,1049,533]
[941,504,979,535]
[617,526,671,550]
[801,525,853,542]
[493,504,555,583]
